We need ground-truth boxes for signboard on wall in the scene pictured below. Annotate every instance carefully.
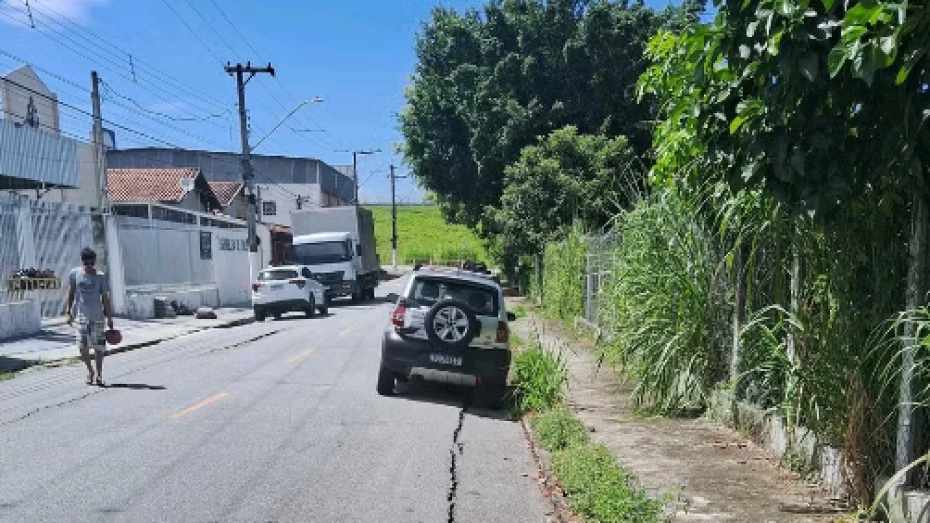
[200,231,212,260]
[218,237,249,251]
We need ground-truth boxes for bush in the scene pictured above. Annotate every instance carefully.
[511,345,568,414]
[551,444,663,522]
[532,408,588,451]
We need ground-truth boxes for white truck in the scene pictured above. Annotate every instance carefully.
[290,207,380,303]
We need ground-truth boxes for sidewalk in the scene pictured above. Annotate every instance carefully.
[0,308,253,373]
[512,303,847,522]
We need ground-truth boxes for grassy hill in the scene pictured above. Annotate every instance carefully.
[365,205,489,266]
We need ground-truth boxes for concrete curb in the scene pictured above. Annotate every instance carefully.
[520,415,576,523]
[105,315,255,356]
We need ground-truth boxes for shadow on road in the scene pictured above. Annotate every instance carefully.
[105,383,167,391]
[391,379,516,422]
[327,296,395,309]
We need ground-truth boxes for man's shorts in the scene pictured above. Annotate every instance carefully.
[76,321,106,351]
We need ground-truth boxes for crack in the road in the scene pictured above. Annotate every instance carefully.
[447,405,466,523]
[204,329,282,354]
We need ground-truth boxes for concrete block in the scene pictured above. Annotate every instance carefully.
[875,477,930,523]
[0,301,42,341]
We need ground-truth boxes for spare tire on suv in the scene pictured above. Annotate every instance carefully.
[424,298,480,350]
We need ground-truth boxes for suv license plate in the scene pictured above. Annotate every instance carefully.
[429,353,463,366]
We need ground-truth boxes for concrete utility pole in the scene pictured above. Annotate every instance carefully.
[349,149,379,207]
[225,62,274,283]
[90,71,107,212]
[390,164,407,269]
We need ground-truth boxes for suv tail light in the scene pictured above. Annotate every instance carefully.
[251,282,261,292]
[290,279,306,289]
[496,321,509,344]
[391,303,407,327]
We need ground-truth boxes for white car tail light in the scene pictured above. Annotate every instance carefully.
[391,303,406,327]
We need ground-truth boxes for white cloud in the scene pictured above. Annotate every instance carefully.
[1,0,109,27]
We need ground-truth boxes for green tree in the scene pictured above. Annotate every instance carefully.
[401,0,678,235]
[494,126,637,256]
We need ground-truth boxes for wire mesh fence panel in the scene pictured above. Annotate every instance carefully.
[583,231,622,330]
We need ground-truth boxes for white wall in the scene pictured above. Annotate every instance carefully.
[1,65,60,132]
[256,183,321,228]
[211,227,251,306]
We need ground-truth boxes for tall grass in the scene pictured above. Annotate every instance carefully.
[535,181,925,500]
[596,189,729,411]
[541,224,587,321]
[511,343,568,415]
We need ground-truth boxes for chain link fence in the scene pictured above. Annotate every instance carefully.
[582,231,622,329]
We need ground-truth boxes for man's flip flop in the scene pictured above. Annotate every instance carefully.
[95,377,105,387]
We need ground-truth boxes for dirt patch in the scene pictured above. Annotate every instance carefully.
[510,300,852,522]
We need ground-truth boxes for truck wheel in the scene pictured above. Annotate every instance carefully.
[254,308,266,322]
[317,304,329,315]
[376,365,395,396]
[365,288,376,300]
[351,291,362,304]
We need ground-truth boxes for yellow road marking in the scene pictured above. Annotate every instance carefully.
[171,392,229,420]
[287,349,315,364]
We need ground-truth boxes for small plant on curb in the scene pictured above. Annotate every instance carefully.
[511,344,568,415]
[532,408,588,451]
[552,443,663,523]
[0,372,14,382]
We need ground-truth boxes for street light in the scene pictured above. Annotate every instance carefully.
[250,96,324,152]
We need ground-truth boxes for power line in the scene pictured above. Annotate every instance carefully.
[181,0,241,59]
[0,2,234,126]
[158,0,225,65]
[27,0,235,111]
[202,0,346,153]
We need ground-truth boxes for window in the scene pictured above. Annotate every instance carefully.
[258,269,298,281]
[408,277,498,316]
[293,241,351,265]
[262,201,276,216]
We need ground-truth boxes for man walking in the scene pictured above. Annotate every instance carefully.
[65,248,114,386]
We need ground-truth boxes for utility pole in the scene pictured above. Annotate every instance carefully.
[390,165,407,269]
[346,149,379,207]
[90,71,107,212]
[225,62,274,284]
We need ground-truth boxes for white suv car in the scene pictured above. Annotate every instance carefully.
[252,265,327,321]
[379,267,516,408]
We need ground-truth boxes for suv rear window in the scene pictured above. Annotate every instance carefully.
[408,277,498,316]
[259,269,298,281]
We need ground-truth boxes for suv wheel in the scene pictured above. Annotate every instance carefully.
[376,365,395,396]
[305,296,316,318]
[424,299,480,350]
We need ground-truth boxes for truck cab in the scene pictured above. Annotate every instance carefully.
[292,231,375,302]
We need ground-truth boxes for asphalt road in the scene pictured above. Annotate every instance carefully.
[0,277,550,522]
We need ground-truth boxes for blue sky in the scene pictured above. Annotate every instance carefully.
[0,0,677,203]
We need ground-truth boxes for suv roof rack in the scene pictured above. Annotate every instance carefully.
[416,265,499,281]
